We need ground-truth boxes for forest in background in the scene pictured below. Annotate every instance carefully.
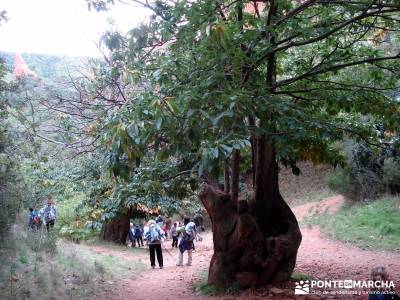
[0,51,87,80]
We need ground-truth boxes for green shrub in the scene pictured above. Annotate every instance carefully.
[26,228,58,254]
[19,255,28,264]
[94,260,106,276]
[383,157,400,192]
[36,271,49,290]
[194,282,225,296]
[328,139,398,200]
[56,194,101,242]
[192,268,241,296]
[326,167,350,195]
[0,222,143,299]
[292,272,314,281]
[79,267,92,284]
[280,161,336,206]
[55,194,85,227]
[59,226,99,242]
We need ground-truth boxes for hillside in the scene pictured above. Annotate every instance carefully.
[280,162,335,207]
[0,51,90,80]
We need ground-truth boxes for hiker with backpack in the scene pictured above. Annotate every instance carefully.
[164,216,172,240]
[28,208,39,230]
[39,197,57,232]
[368,266,400,300]
[170,222,178,248]
[128,223,136,247]
[144,220,165,269]
[155,214,164,228]
[176,217,196,266]
[193,211,204,242]
[134,224,144,247]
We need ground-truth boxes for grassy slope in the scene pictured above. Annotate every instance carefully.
[0,223,145,300]
[320,196,400,250]
[279,161,336,207]
[303,195,400,251]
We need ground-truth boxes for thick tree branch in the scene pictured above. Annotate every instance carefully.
[275,53,400,87]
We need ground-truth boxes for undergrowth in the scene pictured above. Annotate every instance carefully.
[0,219,145,300]
[280,162,336,207]
[192,268,241,296]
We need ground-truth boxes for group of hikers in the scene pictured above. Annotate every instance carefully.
[28,198,206,268]
[128,212,205,269]
[28,196,57,232]
[25,200,400,299]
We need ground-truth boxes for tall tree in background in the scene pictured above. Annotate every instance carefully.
[0,10,22,238]
[86,0,400,287]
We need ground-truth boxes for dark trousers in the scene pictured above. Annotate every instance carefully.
[172,236,178,248]
[149,243,163,267]
[135,236,143,246]
[46,220,55,232]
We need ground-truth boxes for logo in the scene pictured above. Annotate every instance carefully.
[293,279,396,296]
[344,280,353,289]
[295,280,310,294]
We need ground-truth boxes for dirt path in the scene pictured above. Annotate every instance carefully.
[293,195,400,298]
[95,237,214,300]
[93,195,400,300]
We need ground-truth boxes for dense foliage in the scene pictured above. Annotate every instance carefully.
[0,58,23,237]
[3,0,400,244]
[83,0,400,192]
[328,136,400,200]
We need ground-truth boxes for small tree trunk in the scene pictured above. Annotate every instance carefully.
[231,149,240,203]
[248,116,256,187]
[100,211,130,243]
[199,140,301,288]
[224,161,230,193]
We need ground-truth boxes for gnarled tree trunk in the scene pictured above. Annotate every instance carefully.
[198,140,301,288]
[100,211,130,243]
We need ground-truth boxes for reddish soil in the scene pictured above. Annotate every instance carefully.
[94,195,400,300]
[293,196,400,299]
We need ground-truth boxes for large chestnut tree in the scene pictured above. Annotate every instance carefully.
[87,0,400,287]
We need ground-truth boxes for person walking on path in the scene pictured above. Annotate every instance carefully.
[128,223,136,247]
[193,211,204,242]
[28,208,38,229]
[164,216,172,240]
[40,197,57,232]
[368,266,400,300]
[134,224,144,247]
[176,217,196,266]
[170,222,178,248]
[155,215,164,229]
[144,220,165,269]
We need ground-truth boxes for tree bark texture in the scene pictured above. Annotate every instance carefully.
[100,211,131,243]
[198,140,301,288]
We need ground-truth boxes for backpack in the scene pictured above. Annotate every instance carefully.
[29,211,36,223]
[33,215,41,225]
[44,206,56,222]
[147,225,161,242]
[194,214,203,227]
[183,222,196,242]
[134,227,142,237]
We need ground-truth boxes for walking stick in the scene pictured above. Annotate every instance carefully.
[161,240,176,259]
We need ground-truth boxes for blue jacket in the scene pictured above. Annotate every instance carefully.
[28,211,37,226]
